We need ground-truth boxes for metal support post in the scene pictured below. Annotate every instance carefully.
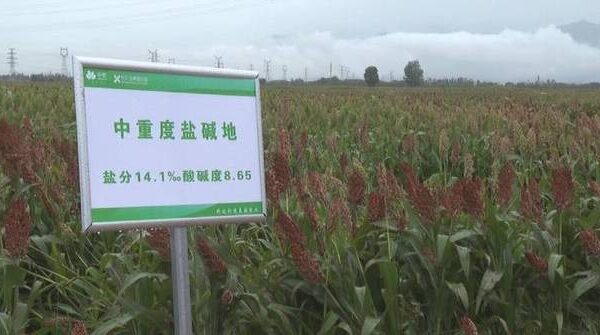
[170,227,192,335]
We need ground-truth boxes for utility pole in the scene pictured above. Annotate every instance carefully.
[249,64,254,71]
[148,49,159,63]
[60,47,69,76]
[7,48,17,76]
[214,56,223,68]
[282,65,287,81]
[329,62,333,78]
[264,59,271,81]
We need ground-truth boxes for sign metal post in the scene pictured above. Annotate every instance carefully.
[170,227,192,335]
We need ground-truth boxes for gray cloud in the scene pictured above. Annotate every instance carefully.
[170,26,600,82]
[1,1,599,82]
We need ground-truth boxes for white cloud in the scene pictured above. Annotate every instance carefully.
[172,26,600,83]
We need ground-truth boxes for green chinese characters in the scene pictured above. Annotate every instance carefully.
[101,169,252,185]
[113,119,238,141]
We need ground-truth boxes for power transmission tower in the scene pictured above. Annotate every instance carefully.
[7,48,17,76]
[168,58,176,64]
[329,62,333,78]
[282,65,287,81]
[339,65,346,80]
[389,71,393,82]
[148,49,159,62]
[304,67,308,82]
[264,59,271,81]
[60,47,69,76]
[249,64,254,71]
[214,56,223,68]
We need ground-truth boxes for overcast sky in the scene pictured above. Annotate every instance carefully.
[1,0,599,82]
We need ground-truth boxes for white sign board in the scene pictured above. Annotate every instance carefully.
[73,57,266,232]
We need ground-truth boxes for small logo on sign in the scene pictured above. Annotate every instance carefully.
[85,70,97,81]
[113,74,122,84]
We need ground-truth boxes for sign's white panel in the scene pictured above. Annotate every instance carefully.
[73,57,266,232]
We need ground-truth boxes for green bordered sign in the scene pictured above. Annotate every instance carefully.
[73,57,266,232]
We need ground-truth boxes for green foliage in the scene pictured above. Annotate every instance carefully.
[404,60,424,87]
[363,66,379,87]
[0,83,600,334]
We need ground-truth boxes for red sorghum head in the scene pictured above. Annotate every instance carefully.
[450,141,462,166]
[147,228,170,259]
[221,288,235,306]
[272,151,290,194]
[525,251,548,275]
[357,117,369,148]
[386,169,403,202]
[393,209,408,231]
[579,229,600,257]
[440,180,464,218]
[551,166,574,211]
[308,172,328,205]
[0,118,37,183]
[275,209,306,247]
[422,246,437,265]
[520,178,542,223]
[290,242,324,284]
[52,135,79,188]
[496,161,515,208]
[3,197,32,259]
[294,128,308,159]
[347,168,366,205]
[299,193,320,231]
[266,169,281,204]
[402,133,416,153]
[70,320,88,335]
[278,128,291,158]
[331,197,354,234]
[196,236,227,276]
[400,163,436,225]
[367,192,386,222]
[462,177,484,219]
[590,180,600,198]
[376,164,389,195]
[377,163,402,205]
[459,316,478,335]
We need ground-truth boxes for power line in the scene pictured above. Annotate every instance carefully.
[0,0,169,16]
[0,0,253,32]
[7,48,17,75]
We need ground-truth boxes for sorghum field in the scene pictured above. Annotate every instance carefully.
[1,83,600,335]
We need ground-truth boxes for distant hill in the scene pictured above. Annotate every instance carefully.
[559,20,600,48]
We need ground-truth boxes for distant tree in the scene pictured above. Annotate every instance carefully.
[404,60,424,87]
[364,66,379,87]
